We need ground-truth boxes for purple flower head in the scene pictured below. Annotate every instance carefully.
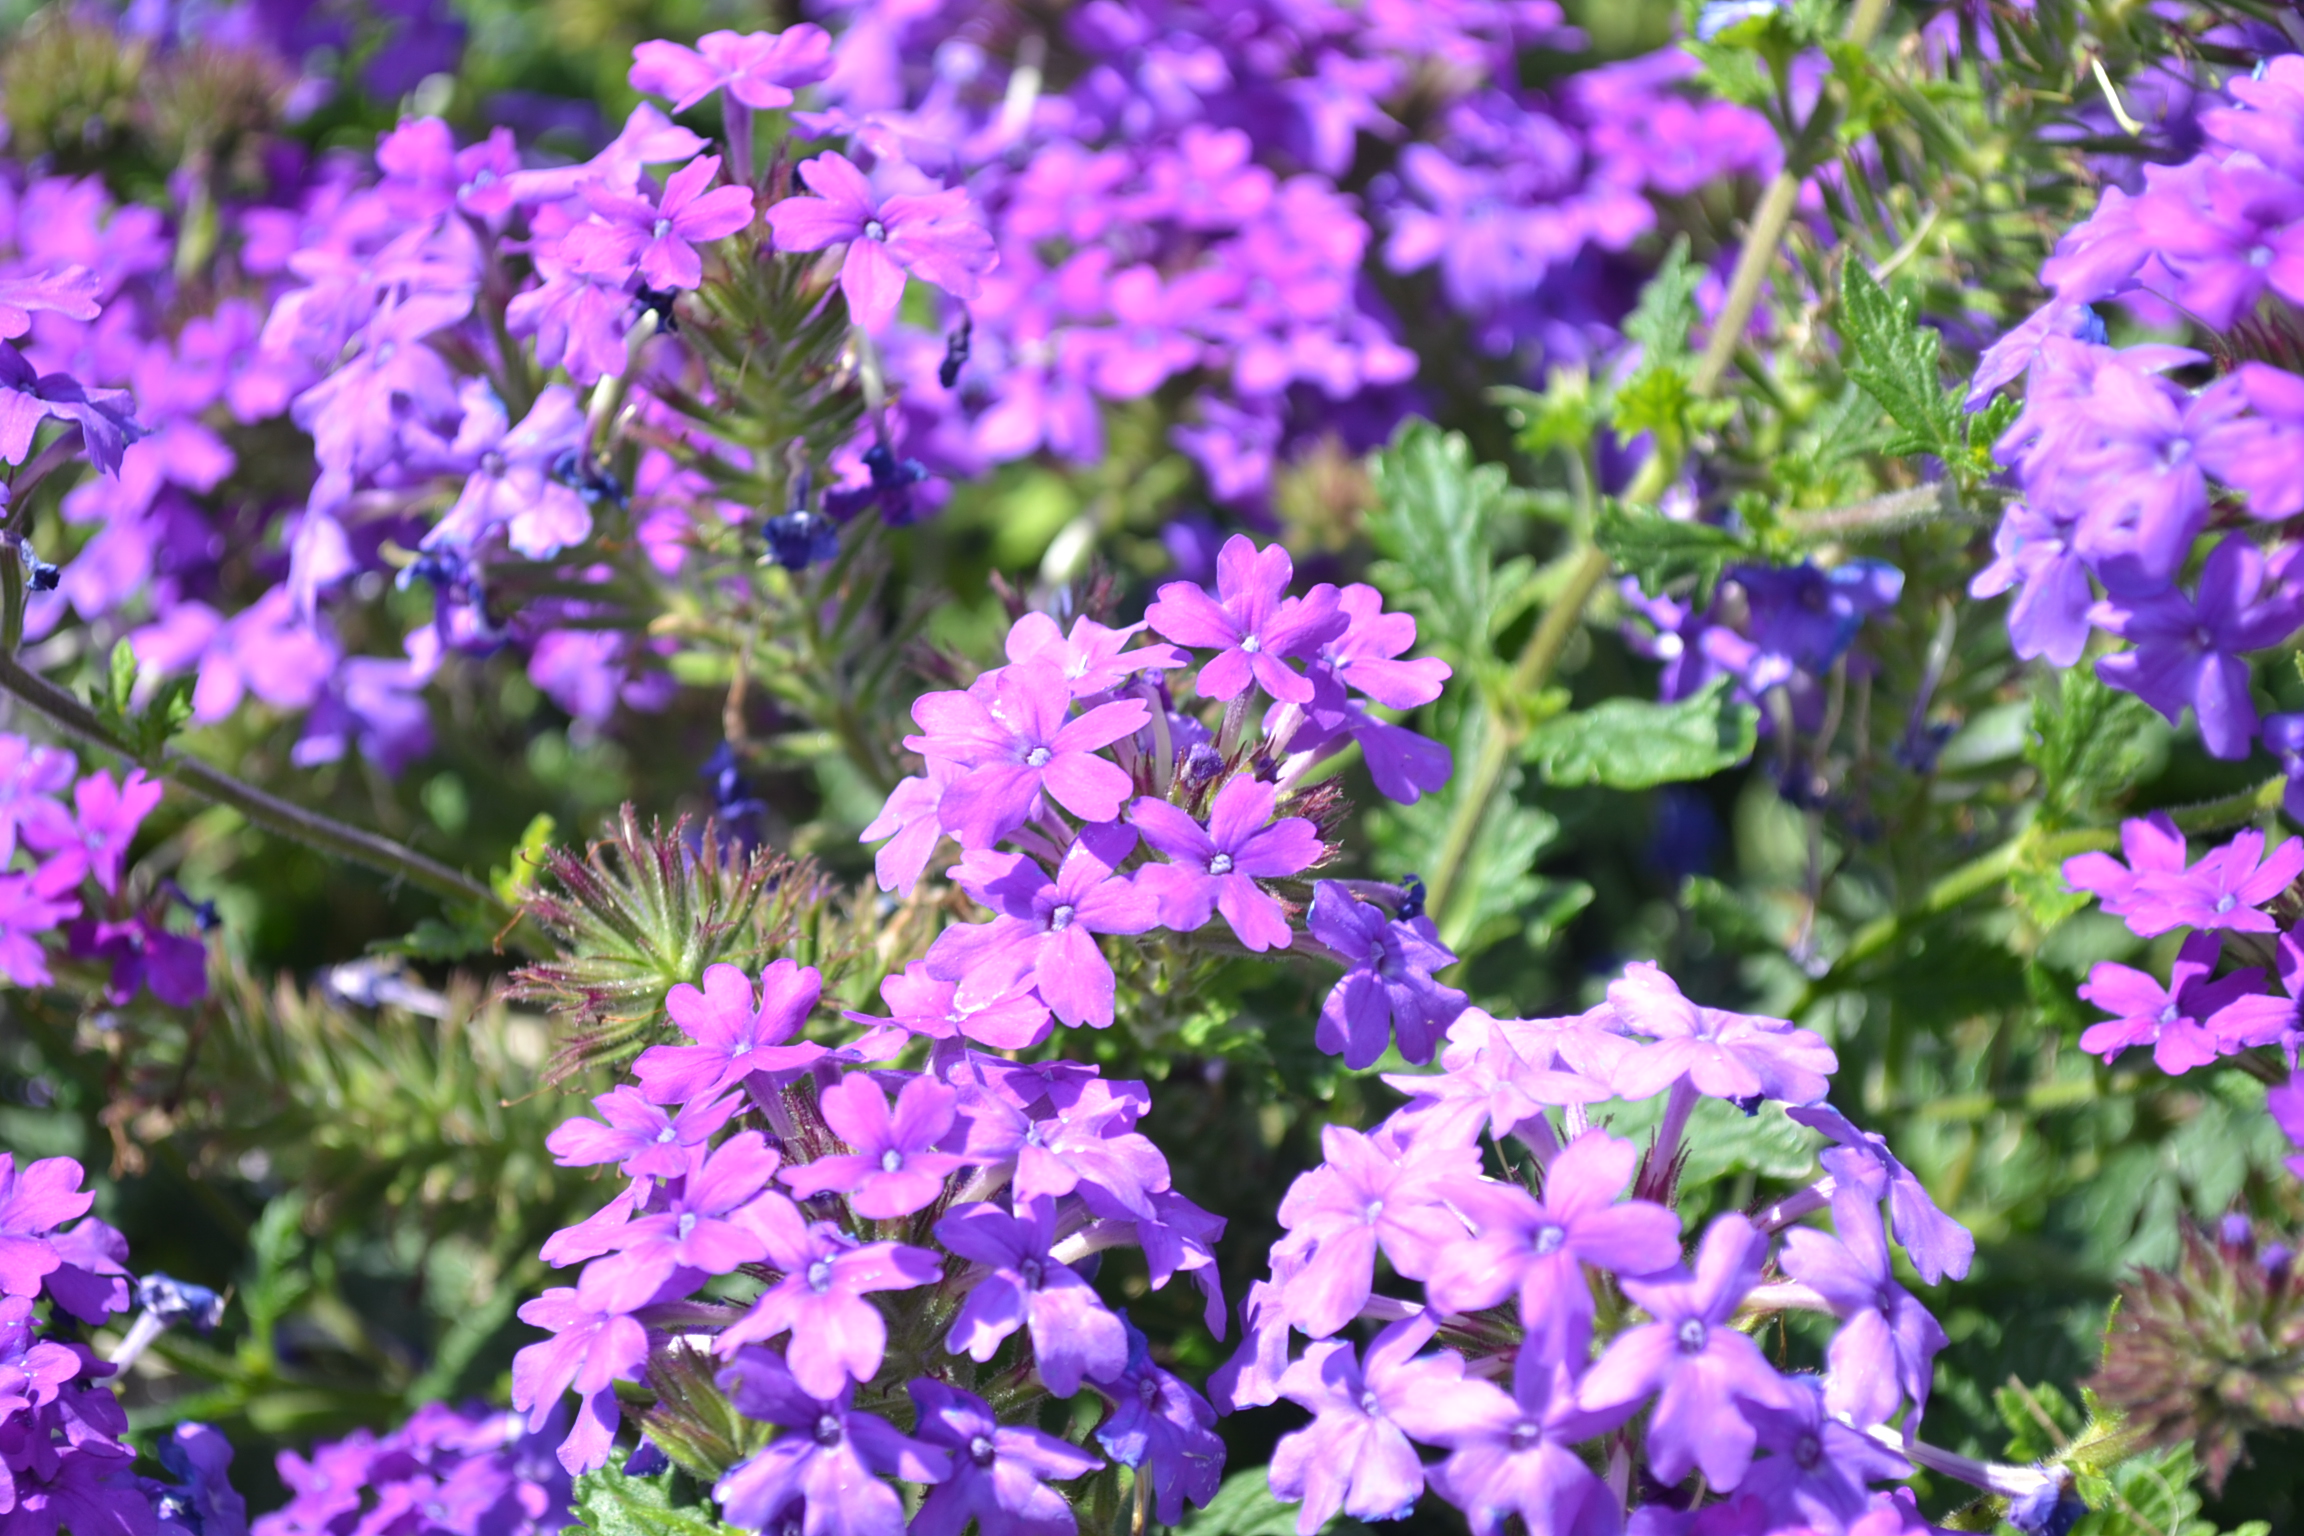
[1132,777,1324,951]
[1735,1375,1912,1530]
[1272,1123,1482,1337]
[1269,1316,1469,1533]
[1785,1105,1973,1284]
[2062,812,2189,929]
[0,346,140,476]
[766,153,996,334]
[2091,537,2304,759]
[1094,1319,1225,1524]
[1306,881,1467,1069]
[1967,299,2106,410]
[1426,1129,1682,1366]
[2077,931,2291,1074]
[937,1196,1127,1396]
[928,829,1160,1029]
[717,1192,942,1398]
[0,736,75,867]
[1578,1214,1791,1489]
[629,26,833,112]
[1968,503,2093,668]
[1419,1359,1625,1536]
[714,1348,950,1536]
[22,766,162,897]
[572,156,756,292]
[547,1086,744,1181]
[778,1072,968,1217]
[1383,1007,1622,1149]
[634,960,827,1105]
[1004,613,1188,699]
[907,1380,1102,1536]
[1144,536,1345,704]
[585,1131,781,1309]
[860,764,955,894]
[0,864,79,985]
[424,384,593,560]
[1310,584,1452,708]
[1779,1185,1949,1428]
[1606,961,1837,1105]
[67,914,207,1007]
[0,1295,83,1423]
[2129,825,2302,938]
[904,661,1148,849]
[510,1281,650,1473]
[1731,561,1905,678]
[0,1154,92,1302]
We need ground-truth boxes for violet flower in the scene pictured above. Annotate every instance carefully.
[1306,881,1467,1069]
[852,963,1053,1051]
[1786,1105,1974,1284]
[0,347,140,475]
[1418,1360,1624,1536]
[629,27,833,112]
[1271,1123,1481,1337]
[1004,613,1188,699]
[1779,1184,1949,1428]
[1606,960,1836,1105]
[510,1279,650,1474]
[927,831,1161,1029]
[0,1154,93,1300]
[1093,1321,1226,1525]
[716,1193,942,1397]
[546,1086,744,1181]
[907,1379,1102,1536]
[1309,584,1451,707]
[24,768,162,896]
[2091,536,2304,759]
[1425,1129,1682,1366]
[2061,812,2188,930]
[1736,1376,1913,1530]
[2077,931,2291,1073]
[0,266,102,341]
[425,384,593,560]
[1143,535,1343,704]
[573,156,757,292]
[584,1132,780,1309]
[936,1196,1128,1396]
[766,152,996,333]
[1268,1316,1468,1532]
[1131,777,1324,951]
[904,661,1148,848]
[1577,1213,1791,1489]
[633,960,828,1105]
[715,1348,950,1536]
[778,1072,968,1217]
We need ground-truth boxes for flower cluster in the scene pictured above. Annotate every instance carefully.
[862,532,1462,1063]
[0,1152,246,1536]
[0,732,201,1006]
[510,957,1227,1532]
[1212,962,2019,1535]
[256,1402,573,1536]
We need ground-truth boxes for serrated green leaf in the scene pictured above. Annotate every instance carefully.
[571,1466,733,1536]
[1179,1467,1371,1536]
[1524,676,1758,790]
[107,638,136,715]
[1839,261,1960,461]
[1496,373,1599,460]
[1595,500,1754,601]
[1610,363,1695,449]
[1622,236,1700,364]
[1366,421,1524,667]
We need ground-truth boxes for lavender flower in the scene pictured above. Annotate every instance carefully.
[1131,777,1324,951]
[937,1197,1128,1396]
[765,153,996,333]
[1144,536,1342,704]
[907,1380,1102,1536]
[1305,881,1466,1068]
[714,1349,950,1536]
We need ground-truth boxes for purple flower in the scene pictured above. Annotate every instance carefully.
[1786,1105,1974,1284]
[2063,362,2230,585]
[2092,537,2304,758]
[860,767,954,893]
[584,1132,780,1308]
[1092,1322,1226,1525]
[633,960,828,1105]
[0,347,140,475]
[1425,1129,1682,1366]
[2077,931,2290,1074]
[1306,881,1466,1069]
[0,866,78,985]
[510,1280,649,1473]
[1310,584,1452,707]
[0,736,74,867]
[907,1379,1102,1536]
[25,768,162,897]
[546,1086,744,1181]
[1606,961,1837,1105]
[0,1154,91,1301]
[778,1072,968,1218]
[1577,1213,1791,1489]
[852,963,1052,1051]
[714,1348,950,1536]
[1732,562,1905,678]
[1968,504,2093,668]
[766,153,996,333]
[937,1196,1127,1396]
[67,915,207,1007]
[1779,1185,1949,1428]
[717,1192,942,1397]
[572,156,756,292]
[425,384,593,560]
[1269,1316,1468,1532]
[1736,1376,1912,1530]
[904,662,1148,849]
[1131,777,1324,951]
[1144,536,1343,704]
[1004,612,1187,698]
[505,241,632,386]
[2102,824,2301,939]
[1418,1360,1623,1536]
[928,832,1161,1029]
[1271,1124,1481,1337]
[628,27,833,112]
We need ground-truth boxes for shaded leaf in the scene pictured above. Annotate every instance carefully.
[1366,421,1525,666]
[1596,501,1754,601]
[1525,676,1758,790]
[1839,261,1960,460]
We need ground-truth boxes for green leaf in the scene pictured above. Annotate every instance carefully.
[571,1465,733,1536]
[1838,261,1960,460]
[1622,236,1700,364]
[1524,676,1759,790]
[2026,668,2168,829]
[1366,421,1525,667]
[1496,371,1599,460]
[1595,500,1753,601]
[1179,1468,1370,1536]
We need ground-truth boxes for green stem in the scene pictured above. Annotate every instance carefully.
[0,654,509,921]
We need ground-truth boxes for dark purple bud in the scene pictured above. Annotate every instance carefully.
[1395,874,1426,922]
[1182,742,1223,785]
[633,284,682,335]
[764,508,840,570]
[939,315,972,389]
[550,449,628,508]
[16,537,58,593]
[2006,1476,2087,1536]
[136,1272,227,1331]
[623,1440,672,1477]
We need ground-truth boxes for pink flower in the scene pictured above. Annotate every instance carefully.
[628,26,832,112]
[766,153,996,333]
[569,156,756,292]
